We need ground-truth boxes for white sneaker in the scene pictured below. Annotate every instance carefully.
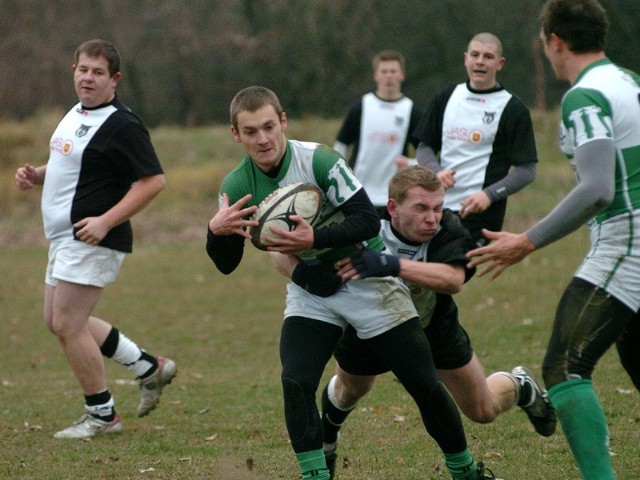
[137,356,177,417]
[54,414,122,439]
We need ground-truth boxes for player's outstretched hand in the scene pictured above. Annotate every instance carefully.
[466,229,536,279]
[208,193,258,239]
[351,248,400,278]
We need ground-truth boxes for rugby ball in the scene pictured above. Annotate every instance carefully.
[250,182,323,250]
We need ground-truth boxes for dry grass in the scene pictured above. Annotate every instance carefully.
[2,112,640,479]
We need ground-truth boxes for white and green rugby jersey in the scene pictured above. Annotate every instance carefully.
[560,58,640,223]
[220,140,384,265]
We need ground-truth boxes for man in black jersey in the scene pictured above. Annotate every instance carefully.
[414,32,537,246]
[15,39,176,439]
[318,166,555,479]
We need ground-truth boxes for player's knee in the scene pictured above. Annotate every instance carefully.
[281,377,320,446]
[336,375,374,407]
[461,401,498,424]
[48,316,77,340]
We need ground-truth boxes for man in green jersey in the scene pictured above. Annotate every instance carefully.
[206,86,497,480]
[468,1,640,478]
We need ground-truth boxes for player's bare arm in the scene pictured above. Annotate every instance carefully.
[336,253,464,294]
[208,193,258,239]
[399,259,465,294]
[74,174,166,245]
[269,252,299,278]
[15,164,46,190]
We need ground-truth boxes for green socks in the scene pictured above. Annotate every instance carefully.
[549,379,615,480]
[445,448,476,480]
[296,450,330,480]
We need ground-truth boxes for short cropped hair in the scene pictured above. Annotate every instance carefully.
[372,49,406,73]
[539,0,609,53]
[389,166,443,204]
[74,39,121,76]
[468,32,503,57]
[229,86,284,130]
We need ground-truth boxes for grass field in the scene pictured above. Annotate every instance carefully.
[1,113,640,479]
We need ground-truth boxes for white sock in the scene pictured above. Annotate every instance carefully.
[111,332,154,377]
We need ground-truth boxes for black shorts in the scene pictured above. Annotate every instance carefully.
[335,295,473,375]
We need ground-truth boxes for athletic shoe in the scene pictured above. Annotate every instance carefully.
[324,444,337,480]
[469,461,502,480]
[512,365,557,437]
[137,356,177,417]
[53,414,122,439]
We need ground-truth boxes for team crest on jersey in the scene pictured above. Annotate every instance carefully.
[482,111,496,124]
[76,124,92,137]
[394,116,405,126]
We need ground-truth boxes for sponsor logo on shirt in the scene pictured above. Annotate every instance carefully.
[51,137,73,156]
[466,96,486,104]
[445,126,484,144]
[366,131,399,144]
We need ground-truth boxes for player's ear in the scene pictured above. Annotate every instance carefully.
[387,198,397,219]
[111,71,121,88]
[280,112,288,130]
[231,125,241,143]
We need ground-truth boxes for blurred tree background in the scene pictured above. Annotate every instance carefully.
[1,0,638,127]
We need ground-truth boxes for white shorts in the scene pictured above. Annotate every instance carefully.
[284,276,418,339]
[46,238,126,288]
[576,213,640,312]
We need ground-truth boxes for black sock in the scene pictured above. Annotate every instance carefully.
[321,383,353,444]
[85,390,115,422]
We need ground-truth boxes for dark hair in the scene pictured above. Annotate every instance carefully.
[539,0,609,53]
[229,86,283,129]
[74,39,121,76]
[388,165,443,204]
